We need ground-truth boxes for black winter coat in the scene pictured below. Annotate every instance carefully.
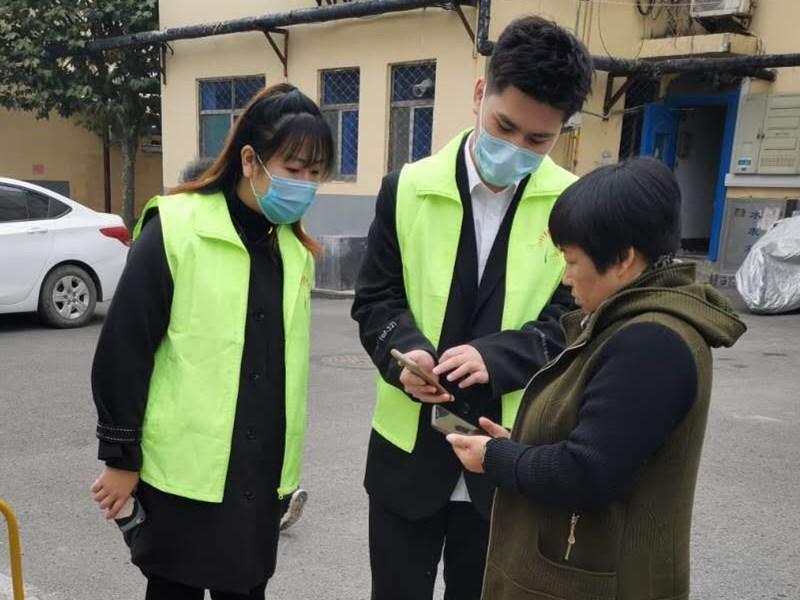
[92,192,286,593]
[351,137,576,520]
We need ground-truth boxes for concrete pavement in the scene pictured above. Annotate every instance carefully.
[0,297,798,599]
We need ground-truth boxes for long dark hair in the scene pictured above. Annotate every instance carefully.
[172,83,334,256]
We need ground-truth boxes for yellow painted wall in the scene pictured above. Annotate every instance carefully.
[1,109,163,217]
[751,3,800,95]
[158,0,800,191]
[158,0,650,192]
[159,2,478,194]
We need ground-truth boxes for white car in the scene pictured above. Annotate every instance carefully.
[0,178,129,328]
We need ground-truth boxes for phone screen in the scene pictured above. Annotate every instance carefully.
[431,405,483,436]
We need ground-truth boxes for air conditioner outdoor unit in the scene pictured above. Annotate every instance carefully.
[691,0,752,18]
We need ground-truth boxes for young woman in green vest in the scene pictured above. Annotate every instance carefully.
[89,83,333,600]
[447,158,746,600]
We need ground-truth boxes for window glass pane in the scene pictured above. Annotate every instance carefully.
[200,80,232,111]
[234,77,265,109]
[322,69,360,106]
[200,114,232,158]
[25,180,70,197]
[341,110,359,176]
[26,192,50,220]
[48,198,70,218]
[392,62,436,102]
[411,107,434,162]
[388,106,410,173]
[0,186,29,222]
[322,110,341,173]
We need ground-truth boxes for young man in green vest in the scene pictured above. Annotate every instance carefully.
[351,16,593,600]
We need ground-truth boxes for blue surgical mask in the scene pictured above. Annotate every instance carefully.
[474,96,546,188]
[250,155,319,225]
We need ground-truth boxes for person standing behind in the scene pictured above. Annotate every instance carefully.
[90,83,333,600]
[351,16,593,600]
[176,156,215,188]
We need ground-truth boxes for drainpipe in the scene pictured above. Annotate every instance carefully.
[87,0,468,51]
[84,0,790,81]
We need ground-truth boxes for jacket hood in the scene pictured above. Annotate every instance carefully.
[564,263,747,349]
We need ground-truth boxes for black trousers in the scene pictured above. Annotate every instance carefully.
[369,497,490,600]
[145,575,268,600]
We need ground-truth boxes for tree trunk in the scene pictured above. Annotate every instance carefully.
[103,128,112,213]
[120,133,138,228]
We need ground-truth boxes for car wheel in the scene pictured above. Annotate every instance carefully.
[38,265,97,328]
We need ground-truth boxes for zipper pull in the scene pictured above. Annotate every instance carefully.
[564,513,580,561]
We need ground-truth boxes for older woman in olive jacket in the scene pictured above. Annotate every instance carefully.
[448,157,745,600]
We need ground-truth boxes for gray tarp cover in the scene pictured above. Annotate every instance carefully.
[736,215,800,314]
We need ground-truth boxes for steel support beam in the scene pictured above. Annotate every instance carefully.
[261,28,289,77]
[603,75,636,118]
[451,2,475,45]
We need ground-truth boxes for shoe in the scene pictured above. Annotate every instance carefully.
[280,488,308,531]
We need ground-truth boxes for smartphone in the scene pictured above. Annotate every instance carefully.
[390,348,450,397]
[115,494,146,548]
[115,494,146,533]
[431,404,484,436]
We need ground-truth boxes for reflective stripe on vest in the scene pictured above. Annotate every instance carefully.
[372,130,575,453]
[132,191,312,501]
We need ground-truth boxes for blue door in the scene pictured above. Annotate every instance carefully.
[640,104,679,168]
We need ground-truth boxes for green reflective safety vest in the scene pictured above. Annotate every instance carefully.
[372,130,576,453]
[132,191,312,502]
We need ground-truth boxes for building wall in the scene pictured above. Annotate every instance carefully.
[720,3,800,271]
[158,0,800,255]
[750,4,800,95]
[1,109,164,217]
[159,2,478,194]
[158,0,648,226]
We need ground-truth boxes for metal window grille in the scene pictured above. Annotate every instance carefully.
[387,61,436,173]
[199,76,265,158]
[320,68,360,181]
[617,78,660,161]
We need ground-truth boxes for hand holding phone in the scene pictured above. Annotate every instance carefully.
[391,348,452,402]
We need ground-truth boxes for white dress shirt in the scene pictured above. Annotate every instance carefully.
[450,134,516,503]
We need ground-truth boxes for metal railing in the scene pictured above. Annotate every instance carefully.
[0,499,24,600]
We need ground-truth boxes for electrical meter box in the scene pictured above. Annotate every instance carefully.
[732,94,800,175]
[758,95,800,174]
[731,94,766,174]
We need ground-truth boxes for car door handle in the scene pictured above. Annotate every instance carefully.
[26,227,49,235]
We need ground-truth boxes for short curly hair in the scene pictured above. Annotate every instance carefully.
[487,16,593,120]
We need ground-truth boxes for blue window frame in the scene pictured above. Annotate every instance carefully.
[321,68,360,180]
[199,76,265,158]
[388,62,436,173]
